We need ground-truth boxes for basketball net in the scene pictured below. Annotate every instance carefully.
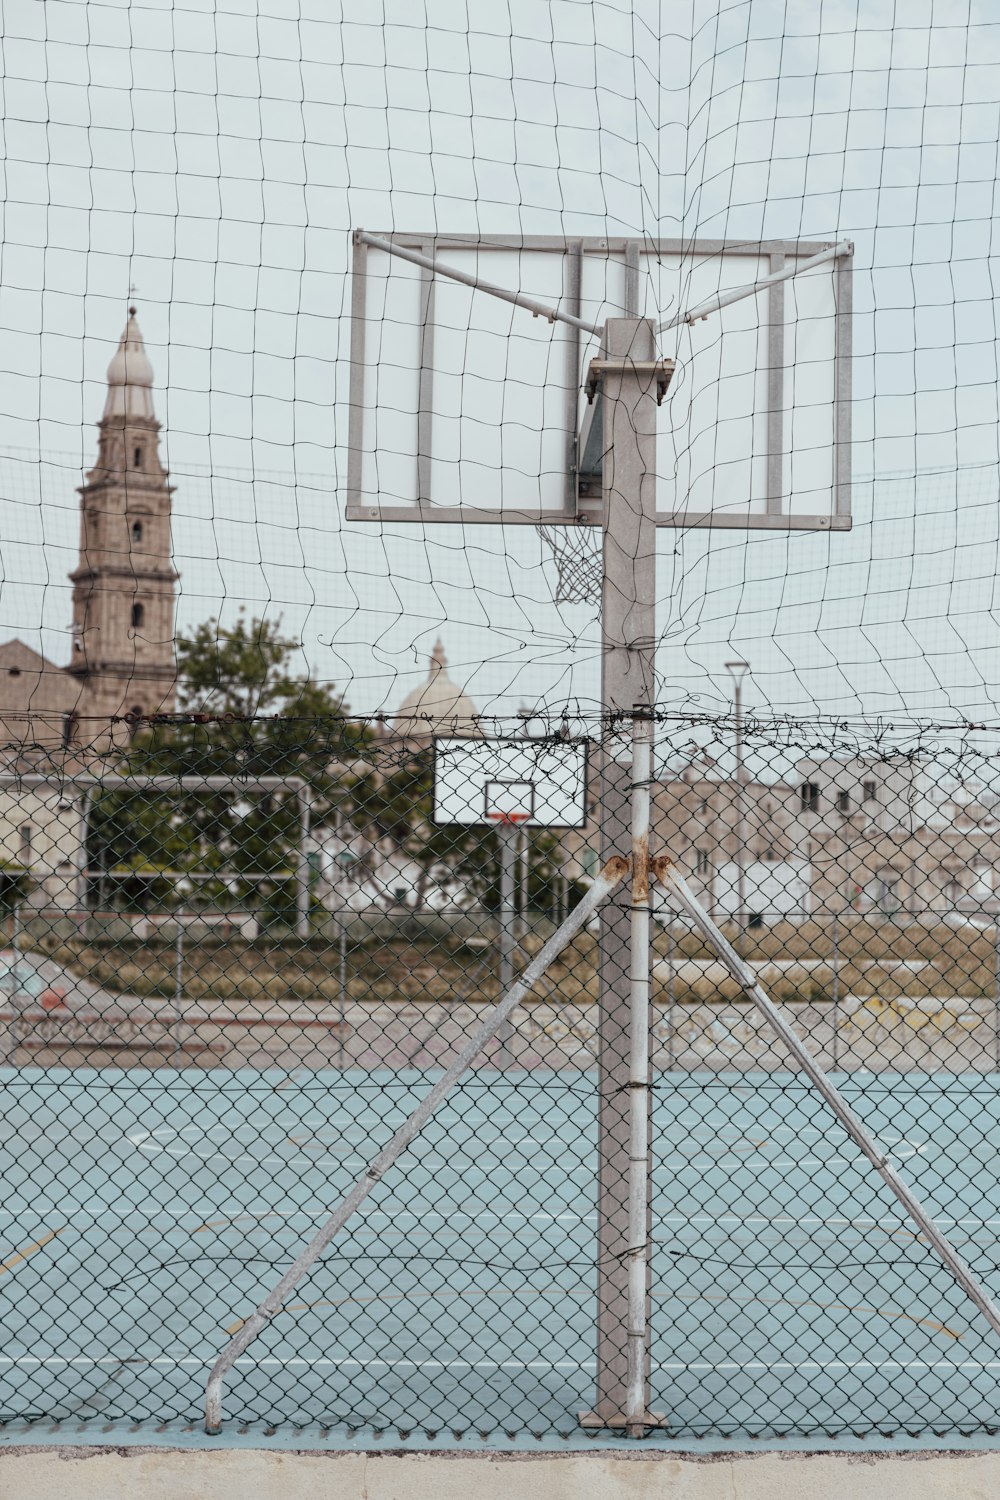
[540,523,603,606]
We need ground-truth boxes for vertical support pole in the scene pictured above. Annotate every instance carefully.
[9,898,21,1066]
[174,909,184,1066]
[339,915,348,1071]
[416,242,437,505]
[496,823,518,1065]
[734,683,746,934]
[588,314,658,1427]
[993,921,1000,1073]
[832,908,841,1069]
[626,707,654,1431]
[666,925,676,1070]
[295,787,311,944]
[518,827,530,940]
[75,791,91,913]
[564,240,583,513]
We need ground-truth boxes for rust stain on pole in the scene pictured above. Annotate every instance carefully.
[631,835,649,903]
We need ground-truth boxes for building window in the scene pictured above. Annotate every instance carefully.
[695,849,710,874]
[19,825,32,858]
[800,781,820,814]
[837,790,850,813]
[7,667,19,678]
[863,780,877,802]
[131,602,145,629]
[131,520,143,543]
[133,446,142,467]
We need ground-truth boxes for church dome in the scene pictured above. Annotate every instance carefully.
[103,306,156,421]
[394,640,481,739]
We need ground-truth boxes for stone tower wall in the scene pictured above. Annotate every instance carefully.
[67,311,178,740]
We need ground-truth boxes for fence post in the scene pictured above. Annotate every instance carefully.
[625,705,655,1432]
[4,899,22,1067]
[495,823,519,1064]
[295,786,311,944]
[174,910,184,1065]
[338,912,348,1070]
[993,921,999,1073]
[76,790,91,912]
[666,924,676,1069]
[832,908,841,1068]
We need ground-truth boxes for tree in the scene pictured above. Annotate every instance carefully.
[88,613,372,921]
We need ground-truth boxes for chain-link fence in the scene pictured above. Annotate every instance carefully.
[4,711,1000,1438]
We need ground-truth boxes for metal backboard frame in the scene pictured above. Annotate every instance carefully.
[346,232,853,533]
[432,736,588,829]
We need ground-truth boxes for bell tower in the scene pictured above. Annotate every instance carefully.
[68,305,178,733]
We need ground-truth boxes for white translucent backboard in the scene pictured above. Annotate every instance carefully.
[432,737,588,828]
[346,233,852,532]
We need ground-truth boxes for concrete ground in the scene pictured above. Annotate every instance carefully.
[4,1445,1000,1500]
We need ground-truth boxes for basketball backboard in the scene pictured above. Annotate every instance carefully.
[346,233,852,533]
[432,736,588,829]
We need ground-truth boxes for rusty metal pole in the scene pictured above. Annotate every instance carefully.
[625,706,656,1431]
[587,314,659,1428]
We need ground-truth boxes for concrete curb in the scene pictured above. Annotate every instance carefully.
[4,1446,1000,1500]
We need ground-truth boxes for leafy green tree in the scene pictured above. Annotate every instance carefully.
[88,613,371,920]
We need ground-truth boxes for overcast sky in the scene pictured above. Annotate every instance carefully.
[1,0,1000,731]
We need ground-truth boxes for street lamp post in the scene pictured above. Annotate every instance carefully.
[725,662,750,934]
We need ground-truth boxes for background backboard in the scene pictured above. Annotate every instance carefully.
[432,736,588,829]
[346,234,852,533]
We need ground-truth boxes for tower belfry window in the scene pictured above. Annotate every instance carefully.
[131,602,145,629]
[131,520,143,544]
[133,446,142,467]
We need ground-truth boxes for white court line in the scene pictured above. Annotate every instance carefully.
[0,1356,998,1372]
[671,1155,924,1169]
[659,1213,1000,1228]
[0,1356,593,1371]
[4,1209,997,1231]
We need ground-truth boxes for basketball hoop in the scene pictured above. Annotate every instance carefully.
[431,736,587,830]
[540,522,603,606]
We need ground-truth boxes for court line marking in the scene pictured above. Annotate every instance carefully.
[124,1126,929,1172]
[0,1229,64,1274]
[219,1287,963,1342]
[3,1210,998,1234]
[0,1356,998,1371]
[224,1286,586,1336]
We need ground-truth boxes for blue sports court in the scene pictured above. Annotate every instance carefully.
[1,1065,999,1441]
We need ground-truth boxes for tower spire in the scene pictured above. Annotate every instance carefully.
[102,305,156,422]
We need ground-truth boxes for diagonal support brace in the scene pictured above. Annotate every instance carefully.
[204,854,630,1433]
[656,858,1000,1347]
